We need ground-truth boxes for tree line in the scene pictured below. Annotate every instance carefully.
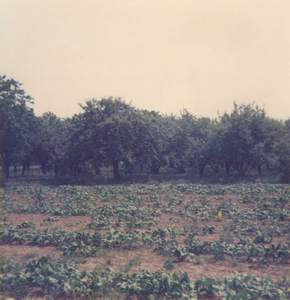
[1,75,290,183]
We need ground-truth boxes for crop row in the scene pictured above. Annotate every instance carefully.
[1,256,289,299]
[1,222,289,268]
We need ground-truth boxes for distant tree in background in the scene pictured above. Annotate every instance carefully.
[169,110,218,176]
[168,110,195,174]
[73,98,136,180]
[186,117,215,176]
[34,112,72,176]
[0,75,37,179]
[268,119,290,183]
[250,117,284,175]
[132,110,173,174]
[218,103,269,176]
[2,75,290,183]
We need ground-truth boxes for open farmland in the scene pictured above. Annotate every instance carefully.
[1,183,290,299]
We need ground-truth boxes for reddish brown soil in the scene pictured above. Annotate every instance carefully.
[76,248,165,273]
[1,188,290,291]
[5,213,91,231]
[0,244,63,264]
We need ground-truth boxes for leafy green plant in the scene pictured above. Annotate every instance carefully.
[17,221,36,229]
[194,277,221,298]
[212,242,226,261]
[163,258,175,270]
[40,216,60,226]
[225,273,285,299]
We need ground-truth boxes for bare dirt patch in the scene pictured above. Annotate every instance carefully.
[0,244,63,264]
[155,213,193,228]
[5,213,91,231]
[175,256,290,282]
[76,248,165,274]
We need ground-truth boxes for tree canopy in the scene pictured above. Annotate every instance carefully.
[0,75,37,178]
[1,75,290,183]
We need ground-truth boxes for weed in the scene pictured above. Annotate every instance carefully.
[128,258,140,267]
[230,258,238,268]
[65,221,82,227]
[119,263,131,273]
[17,221,36,229]
[163,258,175,270]
[220,226,235,244]
[22,252,38,262]
[75,257,87,264]
[195,256,203,264]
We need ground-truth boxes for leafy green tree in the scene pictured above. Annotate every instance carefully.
[249,117,284,175]
[268,119,290,183]
[186,117,215,176]
[34,112,72,176]
[218,103,268,176]
[169,110,217,176]
[205,121,225,174]
[132,110,173,174]
[0,75,36,179]
[68,113,96,176]
[75,98,135,180]
[168,110,194,174]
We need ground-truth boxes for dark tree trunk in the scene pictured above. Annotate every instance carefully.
[237,161,250,177]
[225,162,231,175]
[210,164,219,174]
[54,161,59,176]
[282,169,290,183]
[112,159,120,180]
[150,165,161,174]
[237,161,244,177]
[199,165,205,176]
[13,164,18,177]
[41,164,47,174]
[4,163,10,179]
[150,160,161,174]
[258,165,262,176]
[22,162,29,176]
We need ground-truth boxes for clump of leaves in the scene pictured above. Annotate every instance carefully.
[220,226,235,244]
[17,221,36,229]
[224,272,285,299]
[41,216,60,226]
[163,258,175,270]
[201,225,216,235]
[194,277,222,298]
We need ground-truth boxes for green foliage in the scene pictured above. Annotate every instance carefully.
[1,76,290,181]
[2,254,288,300]
[218,103,268,176]
[194,277,222,298]
[269,126,290,183]
[225,272,286,299]
[1,183,290,299]
[35,112,73,176]
[72,98,136,180]
[0,75,37,179]
[163,258,175,270]
[17,220,36,229]
[118,269,193,298]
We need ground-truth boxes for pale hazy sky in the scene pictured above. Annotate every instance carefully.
[1,0,290,119]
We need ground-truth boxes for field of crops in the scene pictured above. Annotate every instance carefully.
[1,183,290,299]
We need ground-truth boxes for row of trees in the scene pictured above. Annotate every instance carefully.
[1,75,290,182]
